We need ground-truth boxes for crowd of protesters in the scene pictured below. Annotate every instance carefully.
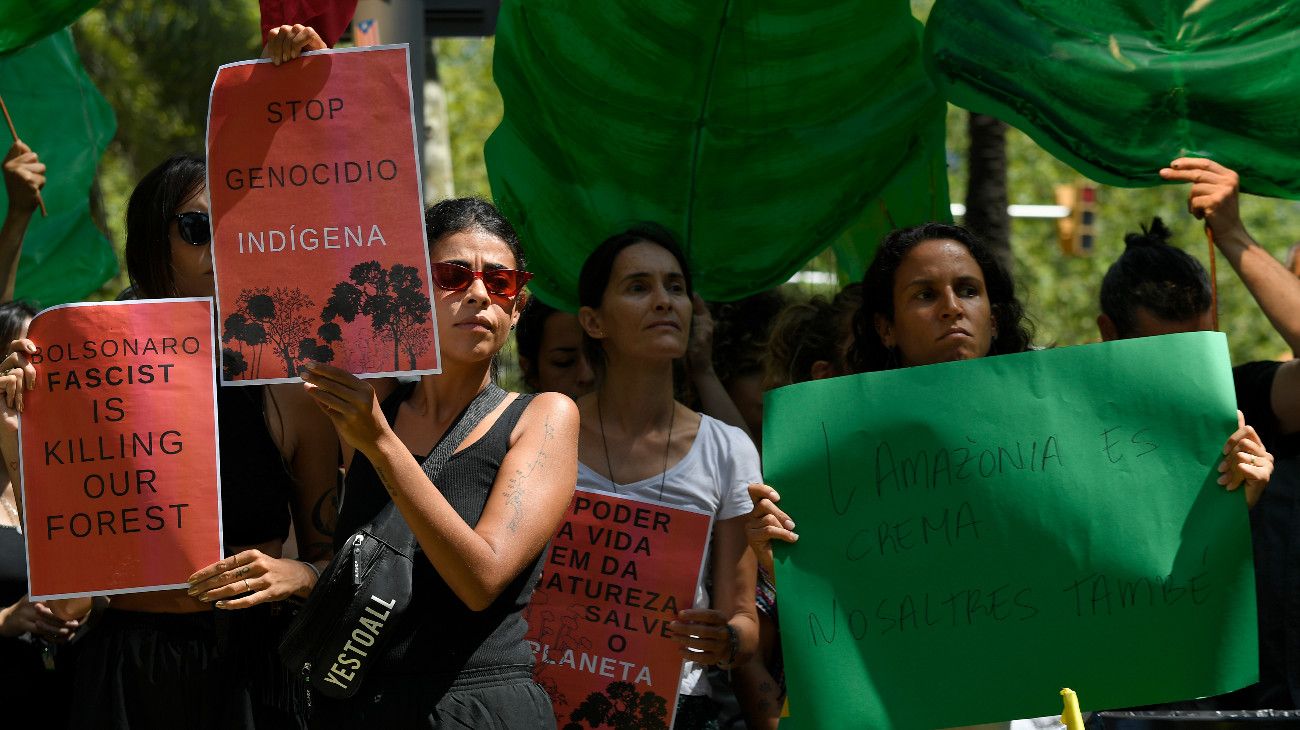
[0,22,1295,730]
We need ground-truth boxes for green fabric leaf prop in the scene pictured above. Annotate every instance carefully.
[925,0,1300,199]
[0,0,98,56]
[0,30,117,307]
[486,0,948,309]
[829,113,951,284]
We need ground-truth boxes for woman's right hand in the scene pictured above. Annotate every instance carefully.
[746,483,798,576]
[299,362,390,454]
[0,595,78,641]
[0,337,37,412]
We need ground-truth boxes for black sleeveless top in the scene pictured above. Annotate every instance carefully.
[0,524,45,685]
[218,386,294,551]
[0,524,24,609]
[334,383,543,676]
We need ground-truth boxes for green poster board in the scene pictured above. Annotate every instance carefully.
[764,332,1257,728]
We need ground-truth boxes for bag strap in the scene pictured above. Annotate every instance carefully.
[368,383,509,547]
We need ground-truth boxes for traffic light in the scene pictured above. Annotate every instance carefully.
[1054,183,1096,256]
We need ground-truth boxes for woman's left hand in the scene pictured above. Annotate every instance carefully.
[186,550,317,609]
[1219,410,1272,508]
[669,608,736,665]
[262,24,327,65]
[299,362,388,452]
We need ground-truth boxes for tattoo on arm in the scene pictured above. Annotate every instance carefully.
[501,415,553,533]
[311,480,339,537]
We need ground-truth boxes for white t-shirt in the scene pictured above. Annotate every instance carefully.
[577,413,761,697]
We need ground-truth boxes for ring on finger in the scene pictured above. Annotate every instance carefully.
[1250,455,1258,466]
[243,578,251,593]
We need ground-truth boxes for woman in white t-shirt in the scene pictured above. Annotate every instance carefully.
[574,223,760,728]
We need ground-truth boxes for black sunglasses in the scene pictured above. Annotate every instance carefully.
[174,211,211,246]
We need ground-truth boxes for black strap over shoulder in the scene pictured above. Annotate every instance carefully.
[368,383,509,548]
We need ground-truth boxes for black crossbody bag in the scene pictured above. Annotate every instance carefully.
[279,383,508,704]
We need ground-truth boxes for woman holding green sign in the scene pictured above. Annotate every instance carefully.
[743,222,1274,727]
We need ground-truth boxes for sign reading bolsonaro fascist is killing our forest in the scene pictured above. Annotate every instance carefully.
[20,299,222,600]
[207,45,440,385]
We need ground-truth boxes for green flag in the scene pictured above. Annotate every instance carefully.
[764,332,1257,728]
[485,0,948,309]
[926,0,1300,198]
[0,0,98,56]
[0,29,117,307]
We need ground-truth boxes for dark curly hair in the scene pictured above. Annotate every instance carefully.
[848,223,1032,373]
[766,283,861,387]
[710,290,785,388]
[1100,217,1211,338]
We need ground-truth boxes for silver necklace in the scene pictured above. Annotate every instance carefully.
[597,391,674,503]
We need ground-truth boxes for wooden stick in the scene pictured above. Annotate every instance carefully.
[1206,225,1220,331]
[0,95,16,142]
[0,93,48,218]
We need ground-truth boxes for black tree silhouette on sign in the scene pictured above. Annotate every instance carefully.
[222,347,248,380]
[321,261,430,371]
[386,317,433,369]
[224,287,339,378]
[565,681,668,730]
[222,311,267,379]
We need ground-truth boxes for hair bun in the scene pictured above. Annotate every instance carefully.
[1124,217,1173,248]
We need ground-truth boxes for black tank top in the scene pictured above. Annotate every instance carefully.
[217,386,294,550]
[0,525,24,608]
[335,383,542,676]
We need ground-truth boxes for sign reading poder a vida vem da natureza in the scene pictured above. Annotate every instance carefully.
[526,489,713,730]
[207,44,440,385]
[20,299,222,600]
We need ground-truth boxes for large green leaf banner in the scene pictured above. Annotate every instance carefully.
[486,0,948,309]
[0,30,118,307]
[926,0,1300,198]
[0,0,97,56]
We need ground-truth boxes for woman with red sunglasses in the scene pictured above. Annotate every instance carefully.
[297,197,577,728]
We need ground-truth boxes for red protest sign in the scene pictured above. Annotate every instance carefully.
[19,299,222,600]
[207,45,439,385]
[526,489,713,730]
